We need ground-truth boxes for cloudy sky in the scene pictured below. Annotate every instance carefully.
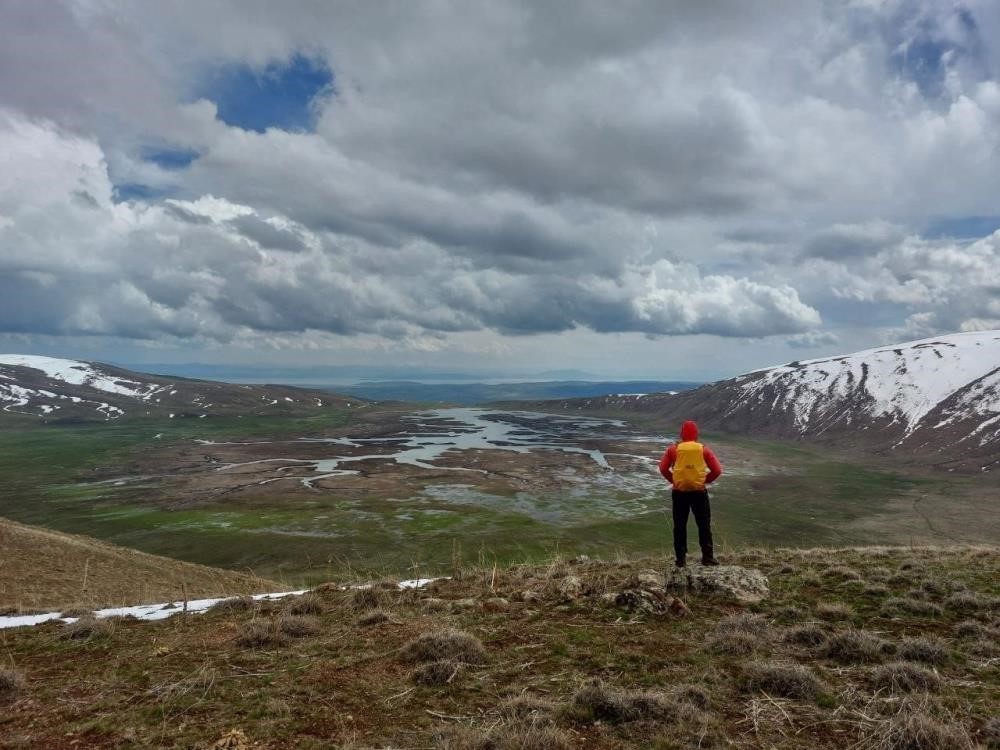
[2,1,999,380]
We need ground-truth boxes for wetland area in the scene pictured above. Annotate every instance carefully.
[2,405,996,584]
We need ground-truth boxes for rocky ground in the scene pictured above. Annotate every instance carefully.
[1,545,997,749]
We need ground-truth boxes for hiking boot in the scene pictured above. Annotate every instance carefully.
[701,557,720,566]
[675,559,686,568]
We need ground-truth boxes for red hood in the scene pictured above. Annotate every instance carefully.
[680,420,699,441]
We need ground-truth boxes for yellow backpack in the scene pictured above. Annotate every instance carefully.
[673,440,707,490]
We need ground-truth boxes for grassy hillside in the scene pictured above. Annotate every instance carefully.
[0,517,279,613]
[1,545,997,748]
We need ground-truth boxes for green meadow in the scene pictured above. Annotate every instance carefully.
[0,411,991,586]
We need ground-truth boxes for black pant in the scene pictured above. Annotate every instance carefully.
[671,489,713,562]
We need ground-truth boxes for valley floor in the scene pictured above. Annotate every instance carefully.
[1,545,997,749]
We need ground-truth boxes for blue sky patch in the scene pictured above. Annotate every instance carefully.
[141,146,200,170]
[924,216,1000,239]
[196,54,333,133]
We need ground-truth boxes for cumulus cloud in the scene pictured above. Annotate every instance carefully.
[0,112,821,344]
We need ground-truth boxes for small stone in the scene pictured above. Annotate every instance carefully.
[557,575,586,601]
[482,597,510,612]
[520,590,542,604]
[451,598,477,610]
[631,569,664,590]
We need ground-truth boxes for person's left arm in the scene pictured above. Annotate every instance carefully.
[704,445,722,484]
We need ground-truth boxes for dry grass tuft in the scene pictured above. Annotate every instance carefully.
[822,565,862,581]
[981,717,1000,749]
[399,629,487,665]
[784,624,828,647]
[898,560,924,572]
[816,601,854,621]
[953,620,987,638]
[945,591,984,613]
[716,612,771,636]
[572,679,677,723]
[869,662,941,693]
[0,668,25,703]
[284,592,325,616]
[863,584,890,597]
[675,684,711,711]
[881,596,943,617]
[874,705,973,750]
[209,596,254,613]
[499,694,558,724]
[59,616,113,641]
[867,567,892,582]
[276,615,320,638]
[351,586,385,611]
[411,659,464,686]
[898,637,947,665]
[965,638,998,658]
[887,573,913,587]
[741,661,825,701]
[824,629,894,663]
[235,620,289,648]
[357,608,392,626]
[707,631,758,655]
[434,723,571,750]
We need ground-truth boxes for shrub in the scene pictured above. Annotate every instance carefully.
[411,659,463,686]
[784,624,828,647]
[0,668,25,703]
[870,662,941,692]
[285,593,325,616]
[235,620,289,648]
[277,615,320,638]
[59,616,113,641]
[741,662,825,701]
[572,679,677,723]
[357,608,392,626]
[824,629,893,663]
[898,637,947,665]
[399,629,487,664]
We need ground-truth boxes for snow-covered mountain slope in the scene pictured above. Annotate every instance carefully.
[732,331,1000,438]
[0,355,362,421]
[512,331,1000,472]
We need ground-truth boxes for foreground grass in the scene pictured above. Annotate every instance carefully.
[1,545,997,748]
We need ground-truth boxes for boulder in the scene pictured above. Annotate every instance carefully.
[481,597,510,612]
[665,565,769,603]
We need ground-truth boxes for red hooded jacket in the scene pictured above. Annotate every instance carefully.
[659,420,722,489]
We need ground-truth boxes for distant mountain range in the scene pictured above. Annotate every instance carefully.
[335,380,701,405]
[0,354,360,421]
[511,331,1000,473]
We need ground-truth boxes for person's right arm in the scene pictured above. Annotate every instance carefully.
[658,445,676,484]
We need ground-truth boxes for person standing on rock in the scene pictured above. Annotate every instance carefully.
[659,420,722,568]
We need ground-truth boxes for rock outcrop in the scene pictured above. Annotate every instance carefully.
[665,565,769,603]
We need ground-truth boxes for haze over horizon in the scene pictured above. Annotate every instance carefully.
[2,2,1000,381]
